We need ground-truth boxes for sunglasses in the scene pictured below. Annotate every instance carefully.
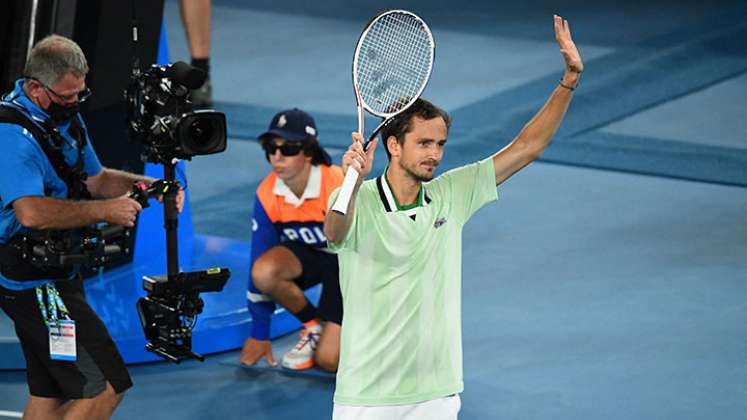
[28,77,92,103]
[262,142,305,157]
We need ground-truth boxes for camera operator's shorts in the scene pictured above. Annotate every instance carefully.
[0,276,133,399]
[281,241,342,325]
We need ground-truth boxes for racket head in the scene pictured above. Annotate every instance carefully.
[352,10,435,119]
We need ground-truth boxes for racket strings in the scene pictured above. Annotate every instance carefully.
[356,12,433,116]
[381,15,429,108]
[363,15,429,107]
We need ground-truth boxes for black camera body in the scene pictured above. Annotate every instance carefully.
[125,61,227,162]
[136,268,229,362]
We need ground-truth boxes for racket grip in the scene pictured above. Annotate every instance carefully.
[331,167,360,215]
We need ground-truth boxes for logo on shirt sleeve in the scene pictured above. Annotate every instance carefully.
[434,217,447,228]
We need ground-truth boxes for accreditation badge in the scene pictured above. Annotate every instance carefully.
[49,319,77,361]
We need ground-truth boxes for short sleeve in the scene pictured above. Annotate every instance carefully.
[82,140,103,177]
[78,118,102,177]
[0,125,46,208]
[429,157,497,224]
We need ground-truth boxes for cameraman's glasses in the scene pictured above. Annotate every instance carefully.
[28,77,92,104]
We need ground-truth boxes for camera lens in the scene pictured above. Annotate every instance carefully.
[176,111,227,157]
[188,118,215,146]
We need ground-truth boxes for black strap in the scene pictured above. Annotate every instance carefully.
[0,104,90,199]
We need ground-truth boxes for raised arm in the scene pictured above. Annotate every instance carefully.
[492,14,584,186]
[323,132,377,244]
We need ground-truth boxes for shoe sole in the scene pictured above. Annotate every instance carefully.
[282,358,315,370]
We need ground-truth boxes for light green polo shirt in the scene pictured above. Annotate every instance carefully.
[329,157,498,405]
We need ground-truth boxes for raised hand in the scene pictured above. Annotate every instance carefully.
[554,15,584,74]
[341,132,378,185]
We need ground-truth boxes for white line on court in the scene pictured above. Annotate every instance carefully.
[0,410,22,418]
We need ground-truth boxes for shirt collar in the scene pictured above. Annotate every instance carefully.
[272,164,321,208]
[4,79,72,131]
[376,166,431,215]
[6,79,48,120]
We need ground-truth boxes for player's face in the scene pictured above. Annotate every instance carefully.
[266,137,312,182]
[396,116,448,182]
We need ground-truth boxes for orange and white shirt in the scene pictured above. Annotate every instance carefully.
[247,164,343,339]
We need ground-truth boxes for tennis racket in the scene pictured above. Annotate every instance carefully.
[330,9,435,215]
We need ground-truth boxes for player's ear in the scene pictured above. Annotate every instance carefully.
[386,135,400,158]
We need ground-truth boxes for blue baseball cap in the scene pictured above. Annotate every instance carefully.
[258,108,331,165]
[258,108,317,142]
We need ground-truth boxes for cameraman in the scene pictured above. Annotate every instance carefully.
[240,109,343,372]
[0,35,183,419]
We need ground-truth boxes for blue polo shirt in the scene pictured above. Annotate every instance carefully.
[0,79,102,290]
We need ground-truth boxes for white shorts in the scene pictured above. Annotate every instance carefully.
[332,394,461,420]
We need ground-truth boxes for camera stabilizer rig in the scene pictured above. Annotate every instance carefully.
[125,9,230,362]
[130,173,229,363]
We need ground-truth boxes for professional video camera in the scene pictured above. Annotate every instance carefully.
[136,269,229,362]
[127,181,229,362]
[124,57,231,362]
[125,61,227,163]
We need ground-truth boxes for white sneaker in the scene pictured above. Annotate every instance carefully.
[281,327,321,370]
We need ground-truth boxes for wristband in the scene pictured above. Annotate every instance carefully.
[559,79,578,91]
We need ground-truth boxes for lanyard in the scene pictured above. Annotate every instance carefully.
[35,283,71,330]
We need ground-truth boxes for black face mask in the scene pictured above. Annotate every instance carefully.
[46,101,79,125]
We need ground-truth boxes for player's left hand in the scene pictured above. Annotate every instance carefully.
[342,132,378,185]
[554,15,583,74]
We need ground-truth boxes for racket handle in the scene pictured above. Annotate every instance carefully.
[334,85,368,215]
[331,167,360,215]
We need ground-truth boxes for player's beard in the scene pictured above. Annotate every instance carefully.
[399,158,438,183]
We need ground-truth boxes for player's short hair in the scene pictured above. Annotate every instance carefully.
[380,98,451,160]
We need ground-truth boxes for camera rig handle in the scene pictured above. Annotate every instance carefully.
[130,179,177,208]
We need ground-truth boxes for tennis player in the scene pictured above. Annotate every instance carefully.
[324,15,583,419]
